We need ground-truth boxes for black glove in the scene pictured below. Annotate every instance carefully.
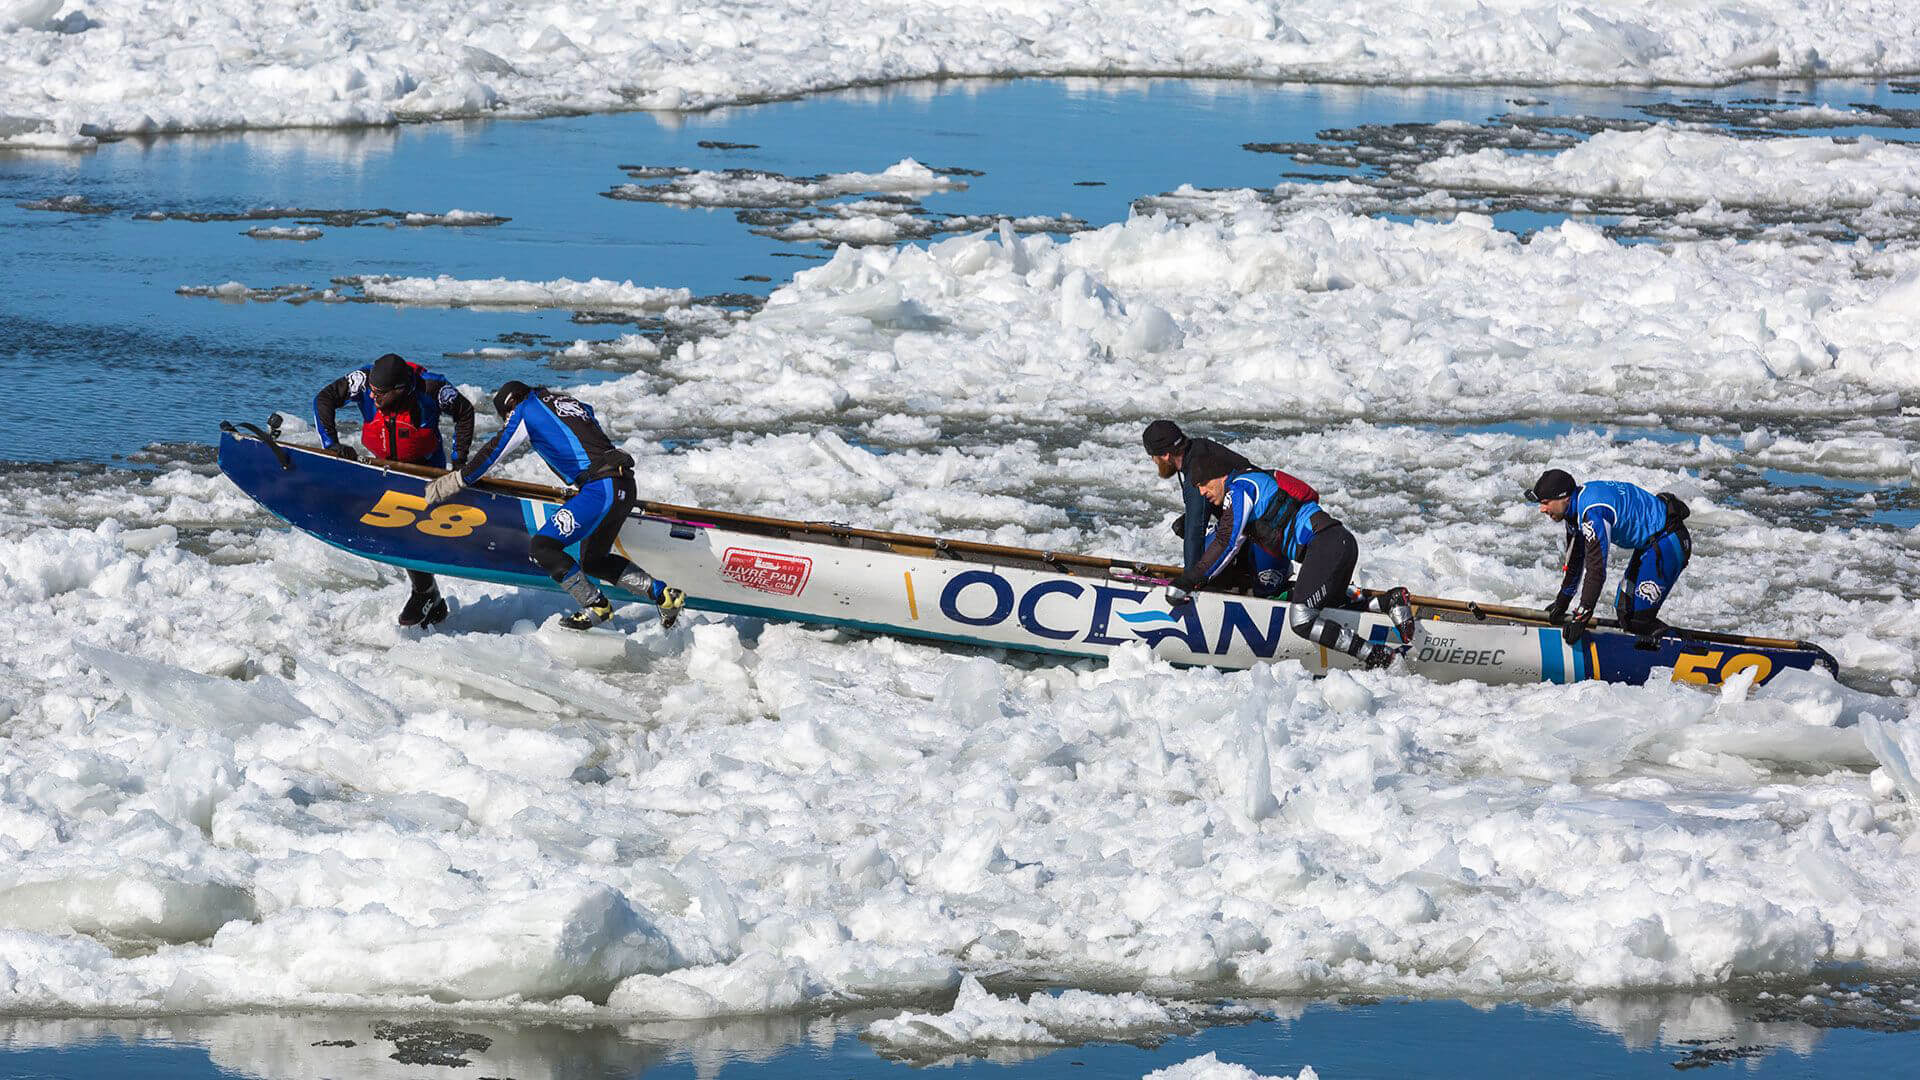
[1544,595,1570,625]
[1169,514,1187,538]
[1165,586,1194,607]
[1562,607,1593,644]
[328,444,359,462]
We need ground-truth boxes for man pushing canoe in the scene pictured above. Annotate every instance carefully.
[425,381,686,632]
[1170,441,1418,671]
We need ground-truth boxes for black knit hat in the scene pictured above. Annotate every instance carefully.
[1142,419,1187,456]
[1526,468,1577,502]
[369,353,411,391]
[1185,441,1242,486]
[492,380,532,419]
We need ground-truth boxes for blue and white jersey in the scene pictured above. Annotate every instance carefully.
[1570,480,1669,554]
[1174,471,1319,590]
[1557,480,1678,611]
[460,388,629,486]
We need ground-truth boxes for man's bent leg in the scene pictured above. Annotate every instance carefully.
[530,485,616,628]
[1616,531,1687,636]
[576,478,685,627]
[1285,524,1390,665]
[577,479,644,586]
[530,533,605,609]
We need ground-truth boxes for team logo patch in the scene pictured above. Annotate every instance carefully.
[438,385,458,405]
[553,397,588,419]
[551,509,578,536]
[1581,520,1598,542]
[720,548,812,596]
[348,370,366,394]
[1636,581,1663,603]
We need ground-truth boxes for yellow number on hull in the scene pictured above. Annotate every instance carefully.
[417,505,486,537]
[1721,652,1774,684]
[1672,650,1775,686]
[360,490,427,528]
[360,490,487,538]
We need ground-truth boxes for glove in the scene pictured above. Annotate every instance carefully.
[327,444,359,462]
[424,471,466,505]
[1165,586,1194,607]
[1562,607,1593,644]
[1169,514,1187,538]
[1544,595,1570,625]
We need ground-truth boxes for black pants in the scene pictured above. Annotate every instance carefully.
[528,476,639,584]
[1283,515,1377,660]
[1291,514,1358,615]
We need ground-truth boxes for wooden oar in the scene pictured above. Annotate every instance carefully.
[346,447,1170,575]
[1385,591,1813,650]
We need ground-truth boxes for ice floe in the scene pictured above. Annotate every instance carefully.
[1415,126,1920,209]
[7,1,1920,144]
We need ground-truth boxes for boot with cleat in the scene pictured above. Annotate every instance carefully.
[559,596,615,631]
[1384,586,1417,644]
[1361,642,1406,671]
[653,583,687,630]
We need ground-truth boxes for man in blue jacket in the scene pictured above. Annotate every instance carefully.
[425,381,685,631]
[1173,444,1416,670]
[1527,468,1691,642]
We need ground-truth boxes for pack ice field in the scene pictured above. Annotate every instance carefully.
[4,3,1920,1077]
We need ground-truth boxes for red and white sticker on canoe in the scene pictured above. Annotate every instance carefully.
[720,548,813,596]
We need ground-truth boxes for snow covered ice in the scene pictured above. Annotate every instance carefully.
[4,0,1920,1064]
[1415,126,1920,209]
[4,373,1920,1020]
[8,0,1920,146]
[9,153,1920,1020]
[866,975,1247,1059]
[1148,1057,1317,1080]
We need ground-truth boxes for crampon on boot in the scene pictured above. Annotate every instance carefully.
[653,584,687,630]
[1362,642,1406,671]
[1384,586,1417,643]
[559,596,615,631]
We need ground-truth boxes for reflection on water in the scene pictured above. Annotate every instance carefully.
[0,1010,831,1080]
[1568,992,1821,1055]
[118,125,413,172]
[4,987,1916,1080]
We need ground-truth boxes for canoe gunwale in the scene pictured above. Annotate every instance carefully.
[227,430,1837,667]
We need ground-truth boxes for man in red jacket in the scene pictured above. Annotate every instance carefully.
[313,353,476,627]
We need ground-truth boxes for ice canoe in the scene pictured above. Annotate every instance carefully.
[218,426,1837,688]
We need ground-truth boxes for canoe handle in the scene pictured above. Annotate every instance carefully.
[221,419,292,471]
